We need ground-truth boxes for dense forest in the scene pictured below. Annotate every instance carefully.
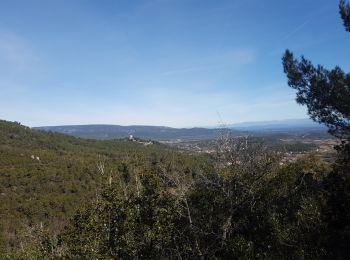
[1,1,350,259]
[0,116,348,259]
[0,118,345,259]
[0,120,211,256]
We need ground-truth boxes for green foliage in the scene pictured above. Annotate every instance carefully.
[35,143,347,259]
[282,51,350,142]
[0,120,209,256]
[340,0,350,31]
[280,2,350,258]
[2,118,348,259]
[58,171,177,259]
[282,1,350,163]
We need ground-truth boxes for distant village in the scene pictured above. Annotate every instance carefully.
[162,138,338,164]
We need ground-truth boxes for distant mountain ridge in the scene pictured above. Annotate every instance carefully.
[35,124,237,141]
[35,119,327,141]
[226,118,326,131]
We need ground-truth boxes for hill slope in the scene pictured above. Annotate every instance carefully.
[0,120,209,252]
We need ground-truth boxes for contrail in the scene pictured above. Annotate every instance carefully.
[283,19,310,41]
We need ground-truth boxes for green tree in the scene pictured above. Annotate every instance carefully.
[340,0,350,31]
[282,1,350,258]
[60,171,177,259]
[282,1,350,161]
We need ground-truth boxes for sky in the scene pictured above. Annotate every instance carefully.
[0,0,349,127]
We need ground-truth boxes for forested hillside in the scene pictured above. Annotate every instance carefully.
[0,120,211,255]
[1,118,349,259]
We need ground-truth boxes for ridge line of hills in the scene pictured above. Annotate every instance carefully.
[34,119,326,141]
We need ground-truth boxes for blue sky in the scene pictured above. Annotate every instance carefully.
[0,0,349,127]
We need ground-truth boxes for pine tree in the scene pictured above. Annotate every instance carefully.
[282,1,350,160]
[283,2,350,258]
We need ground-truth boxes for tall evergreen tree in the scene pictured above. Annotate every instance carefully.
[282,1,350,160]
[340,0,350,31]
[283,2,350,258]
